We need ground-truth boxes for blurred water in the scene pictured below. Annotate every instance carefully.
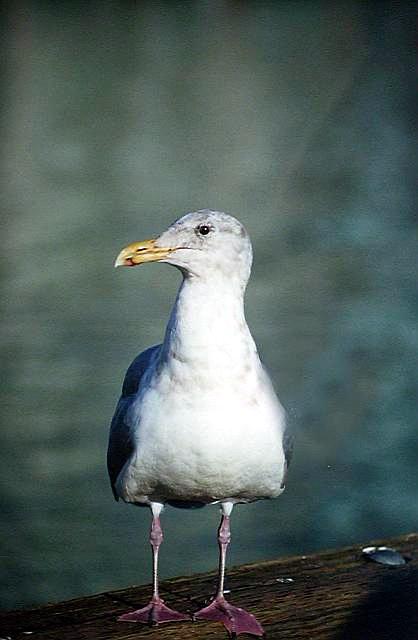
[1,1,417,611]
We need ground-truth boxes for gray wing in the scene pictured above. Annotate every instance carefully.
[281,424,294,489]
[107,344,161,500]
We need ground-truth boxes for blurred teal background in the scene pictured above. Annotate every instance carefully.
[1,0,417,611]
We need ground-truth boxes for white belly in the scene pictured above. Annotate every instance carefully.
[117,372,287,505]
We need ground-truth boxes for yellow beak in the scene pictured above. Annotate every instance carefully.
[114,239,174,267]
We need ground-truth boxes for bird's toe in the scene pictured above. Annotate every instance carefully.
[118,596,189,625]
[194,596,264,637]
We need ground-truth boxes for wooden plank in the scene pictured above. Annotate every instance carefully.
[1,533,417,639]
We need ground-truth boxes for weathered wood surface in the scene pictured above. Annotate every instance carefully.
[2,533,418,640]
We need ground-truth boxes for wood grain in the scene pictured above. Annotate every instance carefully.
[1,533,417,640]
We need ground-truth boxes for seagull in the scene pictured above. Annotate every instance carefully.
[108,209,291,637]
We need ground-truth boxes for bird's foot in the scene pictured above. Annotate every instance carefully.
[118,595,189,625]
[194,595,264,637]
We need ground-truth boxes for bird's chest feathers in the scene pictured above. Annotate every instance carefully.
[130,278,274,435]
[133,343,272,455]
[160,318,259,401]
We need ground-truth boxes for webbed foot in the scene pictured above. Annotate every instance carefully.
[194,595,264,637]
[118,596,189,625]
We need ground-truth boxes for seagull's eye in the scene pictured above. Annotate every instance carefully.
[198,225,211,236]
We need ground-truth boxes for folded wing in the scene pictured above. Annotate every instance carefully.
[107,344,161,499]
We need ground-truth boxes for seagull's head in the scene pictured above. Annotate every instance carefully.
[115,210,253,285]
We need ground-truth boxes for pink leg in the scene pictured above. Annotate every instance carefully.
[194,505,264,637]
[118,503,189,625]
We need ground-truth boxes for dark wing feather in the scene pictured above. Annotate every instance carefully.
[280,423,294,489]
[107,344,161,500]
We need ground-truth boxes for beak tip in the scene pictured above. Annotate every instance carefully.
[114,249,133,268]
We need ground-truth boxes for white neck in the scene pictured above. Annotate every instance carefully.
[159,274,258,377]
